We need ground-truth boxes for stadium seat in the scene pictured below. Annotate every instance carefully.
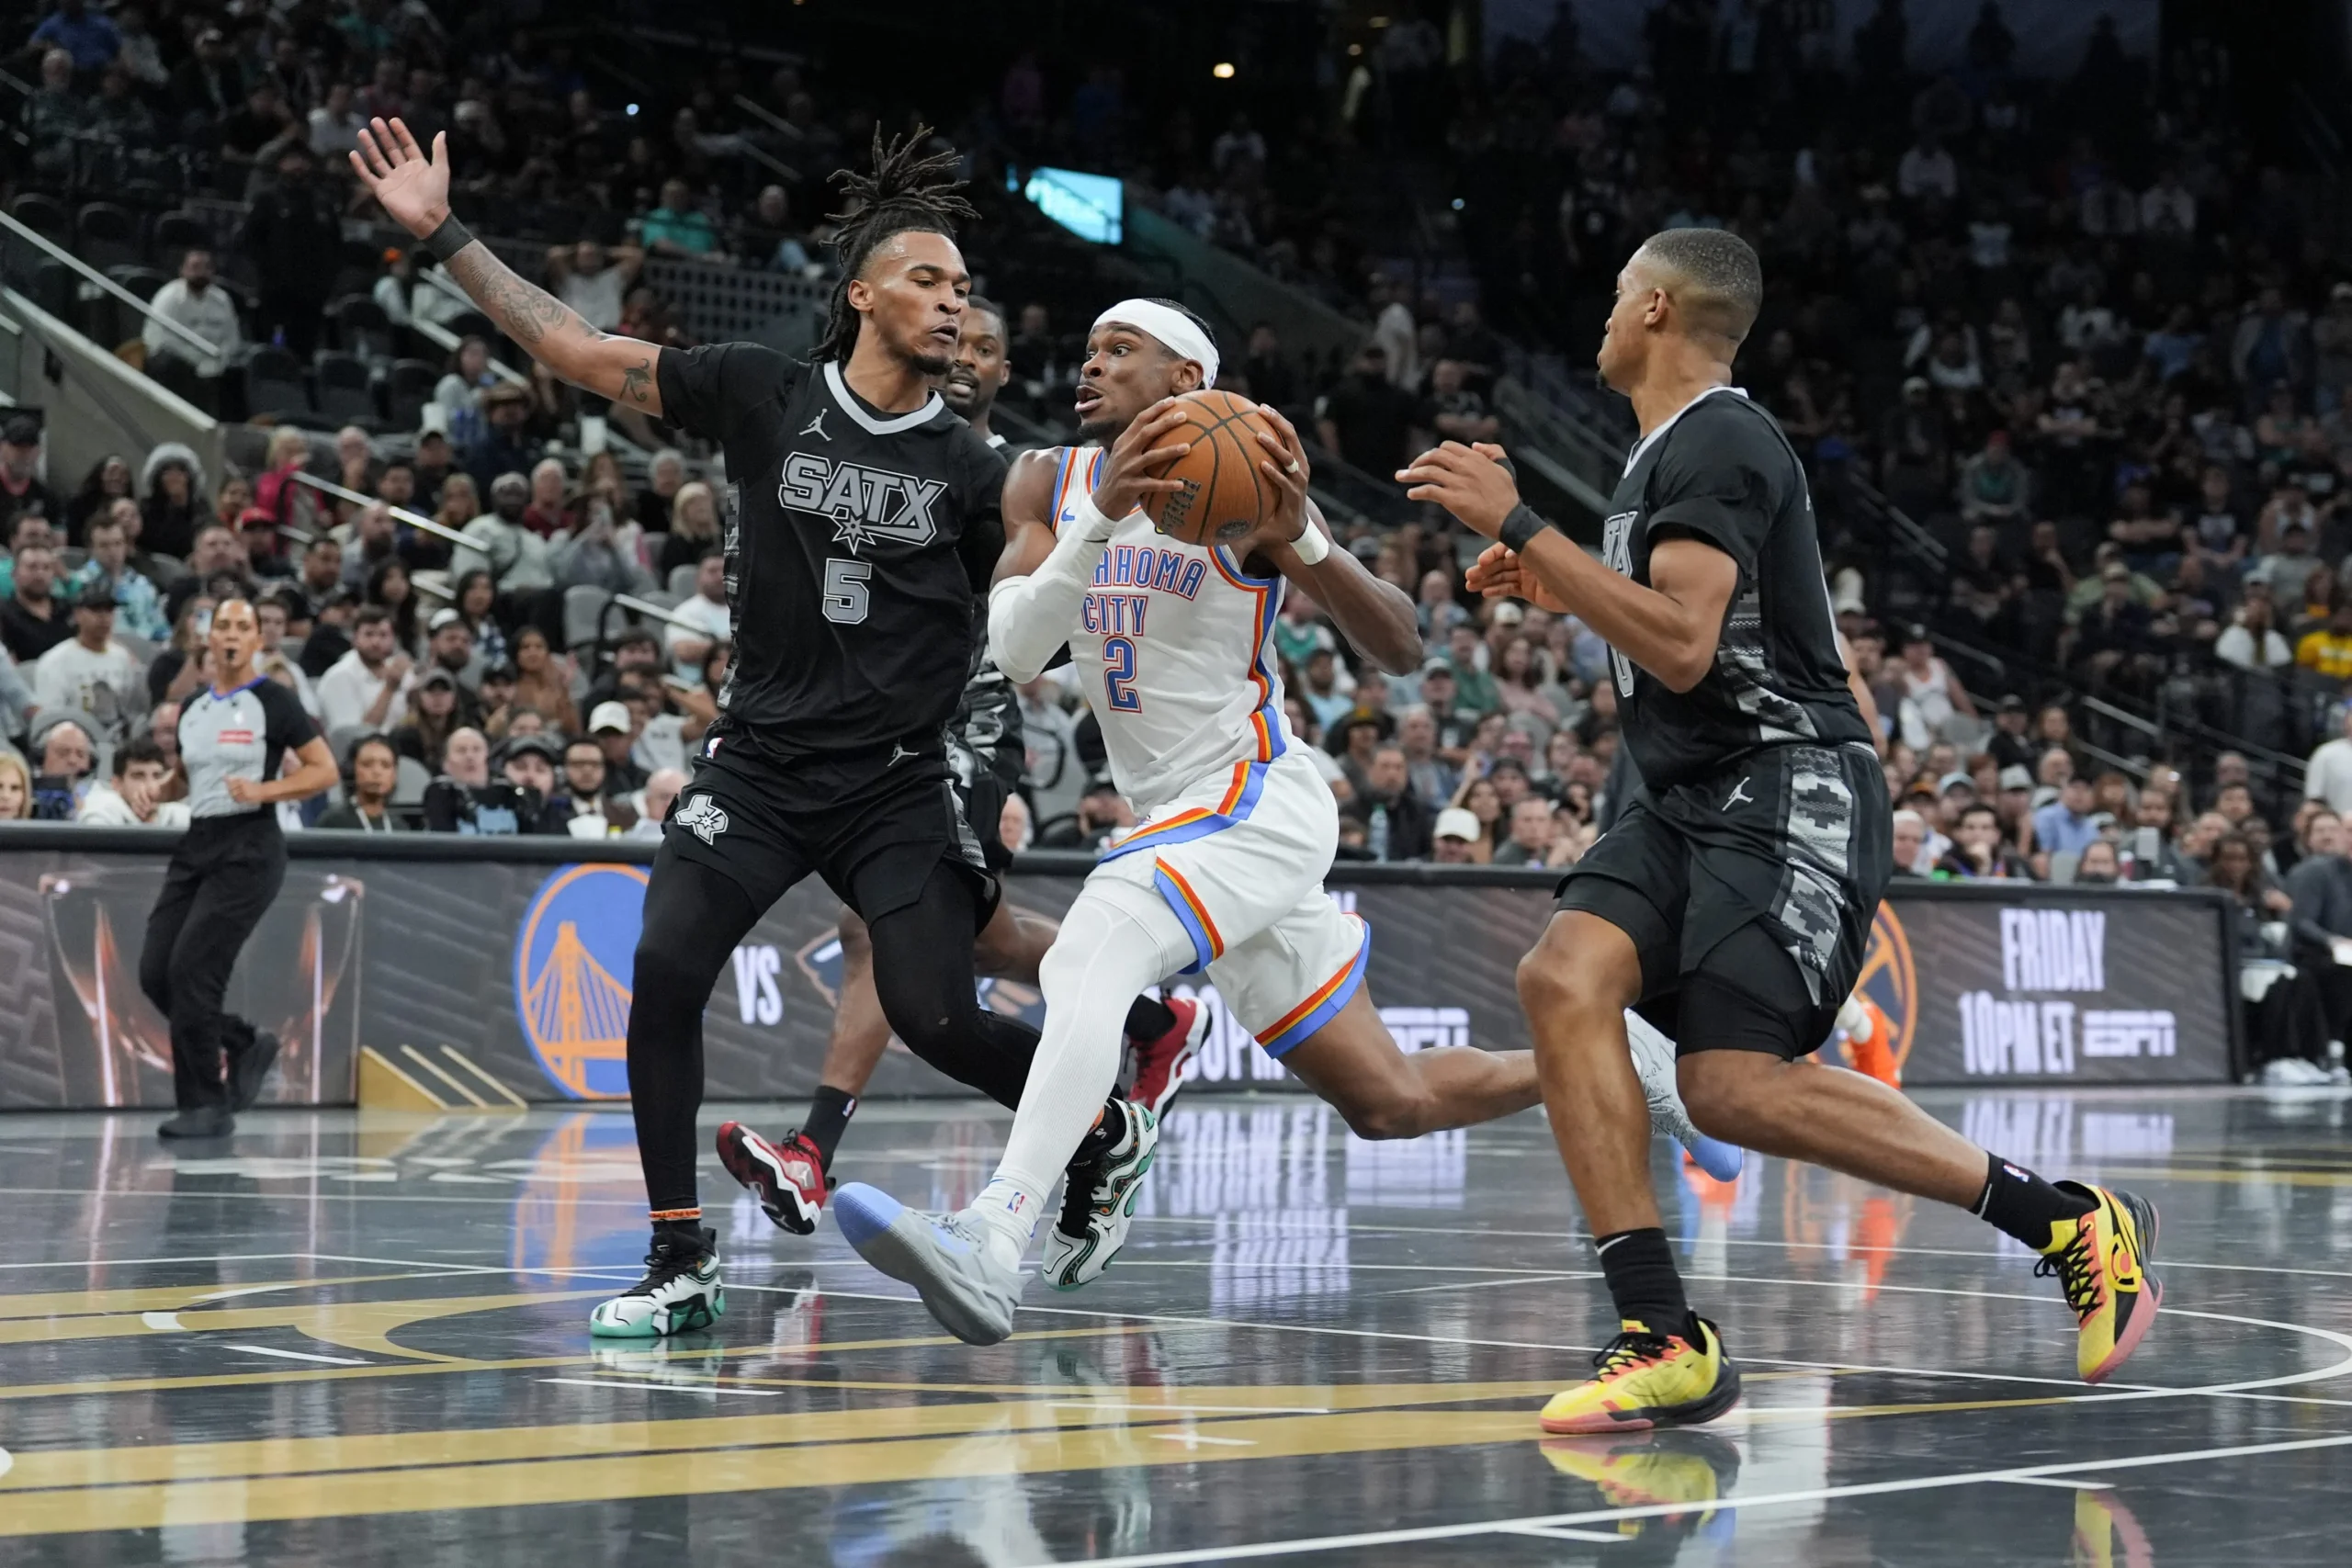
[326,725,373,765]
[243,344,313,422]
[74,203,141,274]
[562,584,614,651]
[149,209,213,265]
[26,258,78,326]
[386,358,440,431]
[56,547,86,573]
[391,756,431,807]
[329,295,395,362]
[8,192,68,239]
[666,563,699,599]
[314,352,379,427]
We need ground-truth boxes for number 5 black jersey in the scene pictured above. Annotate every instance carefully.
[656,345,1009,758]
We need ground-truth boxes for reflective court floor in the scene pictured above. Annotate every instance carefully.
[2,1089,2350,1566]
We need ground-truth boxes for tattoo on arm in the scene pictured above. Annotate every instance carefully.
[619,357,652,405]
[446,244,580,348]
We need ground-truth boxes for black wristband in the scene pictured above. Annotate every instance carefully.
[424,213,476,264]
[1498,502,1555,555]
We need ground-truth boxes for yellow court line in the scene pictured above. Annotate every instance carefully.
[0,1383,1576,1492]
[2091,1166,2352,1189]
[0,1274,435,1322]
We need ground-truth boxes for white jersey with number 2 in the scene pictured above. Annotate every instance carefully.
[1046,445,1292,811]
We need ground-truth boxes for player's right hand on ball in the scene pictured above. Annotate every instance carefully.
[1093,398,1192,521]
[351,117,454,238]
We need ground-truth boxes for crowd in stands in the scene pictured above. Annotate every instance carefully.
[13,1,2352,1075]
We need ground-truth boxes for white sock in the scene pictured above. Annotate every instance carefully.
[985,881,1193,1224]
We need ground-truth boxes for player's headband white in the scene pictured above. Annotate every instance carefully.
[1093,299,1218,389]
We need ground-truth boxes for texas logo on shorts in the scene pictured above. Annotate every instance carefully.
[776,453,947,553]
[673,795,729,845]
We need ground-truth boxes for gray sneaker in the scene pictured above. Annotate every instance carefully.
[834,1183,1024,1346]
[1626,1010,1745,1182]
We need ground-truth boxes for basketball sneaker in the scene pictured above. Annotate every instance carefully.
[1537,1317,1743,1434]
[587,1224,724,1338]
[1125,998,1205,1115]
[834,1184,1024,1346]
[1626,1014,1745,1183]
[716,1122,829,1235]
[1041,1102,1160,1291]
[2036,1180,2161,1382]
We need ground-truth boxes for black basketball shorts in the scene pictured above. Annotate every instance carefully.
[662,728,998,924]
[1555,741,1892,1057]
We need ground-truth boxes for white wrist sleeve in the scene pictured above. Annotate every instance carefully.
[989,493,1119,683]
[1291,522,1331,565]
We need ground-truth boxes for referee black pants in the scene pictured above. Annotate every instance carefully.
[141,816,285,1111]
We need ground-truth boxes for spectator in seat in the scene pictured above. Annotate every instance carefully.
[434,336,496,450]
[2311,705,2352,817]
[1039,775,1136,852]
[23,49,84,186]
[76,737,187,829]
[0,416,56,536]
[493,732,571,835]
[2035,773,2104,858]
[467,384,539,492]
[546,241,643,333]
[424,608,481,697]
[1317,344,1417,476]
[665,549,731,678]
[393,668,462,771]
[1956,430,2030,526]
[63,457,131,541]
[2075,840,2123,884]
[0,750,32,820]
[656,479,720,579]
[1491,794,1561,868]
[336,499,399,590]
[2297,604,2352,682]
[141,247,242,413]
[1938,801,2029,879]
[317,733,405,832]
[30,1,118,73]
[551,491,651,596]
[316,604,413,736]
[2218,585,2295,671]
[1412,359,1499,449]
[33,582,143,746]
[639,178,720,256]
[68,507,167,643]
[139,446,204,561]
[1430,806,1481,864]
[29,717,93,818]
[638,449,687,536]
[521,458,573,538]
[2,542,69,665]
[733,186,814,274]
[451,473,555,598]
[587,700,650,794]
[560,736,611,835]
[509,626,580,738]
[421,726,531,834]
[241,141,341,357]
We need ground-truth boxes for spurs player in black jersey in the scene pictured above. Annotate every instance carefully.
[1411,229,2161,1431]
[717,298,1207,1238]
[353,120,1139,1337]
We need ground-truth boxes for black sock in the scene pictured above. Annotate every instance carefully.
[1972,1151,2096,1248]
[651,1213,707,1251]
[801,1085,857,1171]
[1077,1099,1128,1161]
[1594,1227,1690,1337]
[1124,993,1178,1041]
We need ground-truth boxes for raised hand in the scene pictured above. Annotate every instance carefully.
[1396,441,1521,537]
[1240,404,1313,558]
[1095,399,1193,523]
[350,118,453,239]
[1464,540,1570,613]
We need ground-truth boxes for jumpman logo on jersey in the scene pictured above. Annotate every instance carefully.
[888,743,915,766]
[1724,777,1754,811]
[800,410,831,442]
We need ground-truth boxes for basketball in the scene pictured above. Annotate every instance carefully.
[1139,389,1279,547]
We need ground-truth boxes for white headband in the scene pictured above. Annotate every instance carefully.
[1093,299,1218,389]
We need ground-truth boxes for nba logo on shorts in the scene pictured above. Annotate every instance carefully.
[674,795,729,844]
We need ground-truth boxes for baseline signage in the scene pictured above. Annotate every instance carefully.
[0,830,2237,1109]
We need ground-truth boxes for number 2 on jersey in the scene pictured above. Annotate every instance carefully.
[1102,636,1141,711]
[822,558,870,625]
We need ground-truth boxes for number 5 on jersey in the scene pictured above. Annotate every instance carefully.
[823,558,870,625]
[1102,636,1141,712]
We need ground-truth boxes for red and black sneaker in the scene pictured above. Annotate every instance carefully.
[716,1122,830,1236]
[1125,996,1207,1116]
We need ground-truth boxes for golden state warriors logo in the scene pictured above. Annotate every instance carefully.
[514,864,648,1099]
[1847,899,1917,1074]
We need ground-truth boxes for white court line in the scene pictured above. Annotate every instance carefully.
[138,1312,182,1331]
[1151,1432,1255,1449]
[1996,1476,2112,1490]
[222,1344,369,1366]
[538,1377,779,1397]
[1496,1525,1634,1543]
[1038,1430,2352,1568]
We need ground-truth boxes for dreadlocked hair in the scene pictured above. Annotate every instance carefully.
[813,123,979,364]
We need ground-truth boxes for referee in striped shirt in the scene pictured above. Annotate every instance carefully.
[142,599,338,1139]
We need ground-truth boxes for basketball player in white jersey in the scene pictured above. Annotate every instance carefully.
[835,299,1737,1345]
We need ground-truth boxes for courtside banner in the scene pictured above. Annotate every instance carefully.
[0,831,2235,1107]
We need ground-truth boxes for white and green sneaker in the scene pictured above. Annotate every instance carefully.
[1041,1102,1159,1291]
[588,1224,724,1338]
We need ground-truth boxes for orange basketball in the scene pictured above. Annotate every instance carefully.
[1139,389,1278,547]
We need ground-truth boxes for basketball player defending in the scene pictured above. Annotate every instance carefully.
[833,300,1736,1345]
[718,299,1207,1234]
[354,120,1140,1338]
[1411,229,2158,1431]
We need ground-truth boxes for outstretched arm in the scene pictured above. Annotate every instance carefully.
[351,118,662,415]
[1246,410,1421,675]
